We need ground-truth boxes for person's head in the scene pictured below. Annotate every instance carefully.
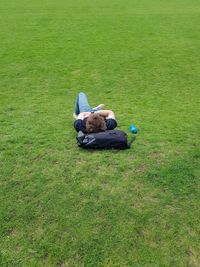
[86,113,107,133]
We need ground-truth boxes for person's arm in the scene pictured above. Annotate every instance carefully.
[76,112,91,120]
[96,110,116,120]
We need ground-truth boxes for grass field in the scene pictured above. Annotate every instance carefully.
[1,0,200,266]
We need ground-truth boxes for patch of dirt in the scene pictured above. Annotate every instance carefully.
[136,163,147,174]
[186,247,200,267]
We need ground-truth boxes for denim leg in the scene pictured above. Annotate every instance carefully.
[74,92,92,114]
[74,95,80,115]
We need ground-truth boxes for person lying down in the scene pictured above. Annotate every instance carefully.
[73,92,117,134]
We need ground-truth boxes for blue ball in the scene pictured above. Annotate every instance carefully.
[129,124,138,134]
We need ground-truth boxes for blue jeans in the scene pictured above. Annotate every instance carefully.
[74,92,102,115]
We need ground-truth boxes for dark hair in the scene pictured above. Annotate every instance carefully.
[86,113,107,133]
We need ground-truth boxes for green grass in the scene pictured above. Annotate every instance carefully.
[1,0,200,266]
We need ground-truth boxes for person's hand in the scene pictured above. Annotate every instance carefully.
[96,110,116,120]
[77,112,91,120]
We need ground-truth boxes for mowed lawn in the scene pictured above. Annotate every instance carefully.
[1,0,200,266]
